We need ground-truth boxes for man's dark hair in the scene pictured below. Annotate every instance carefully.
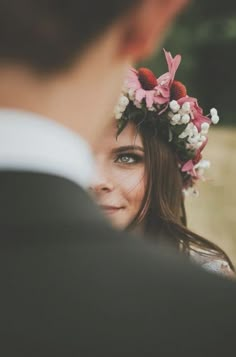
[0,0,141,73]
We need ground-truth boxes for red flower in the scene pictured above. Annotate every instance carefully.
[171,80,187,100]
[138,68,158,90]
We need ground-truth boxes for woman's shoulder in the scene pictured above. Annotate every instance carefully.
[189,246,235,278]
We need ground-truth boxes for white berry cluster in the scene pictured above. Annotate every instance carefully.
[168,100,191,125]
[167,100,207,151]
[114,94,129,120]
[126,87,144,109]
[194,159,211,177]
[178,122,209,151]
[210,108,220,124]
[167,100,220,152]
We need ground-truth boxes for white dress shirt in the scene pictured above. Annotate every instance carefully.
[0,109,95,189]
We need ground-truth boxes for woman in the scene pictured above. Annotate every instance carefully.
[90,49,235,277]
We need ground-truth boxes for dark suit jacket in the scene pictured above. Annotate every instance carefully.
[0,171,236,356]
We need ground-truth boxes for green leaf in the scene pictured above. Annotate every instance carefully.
[116,118,128,139]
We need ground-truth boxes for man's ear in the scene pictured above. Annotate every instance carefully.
[119,0,189,61]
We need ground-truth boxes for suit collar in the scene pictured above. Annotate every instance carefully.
[0,109,95,188]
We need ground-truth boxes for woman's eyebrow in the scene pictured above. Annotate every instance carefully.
[112,145,144,153]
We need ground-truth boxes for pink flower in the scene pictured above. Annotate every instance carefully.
[154,49,181,105]
[181,160,195,175]
[181,148,205,178]
[181,159,200,178]
[125,49,181,109]
[178,96,211,131]
[125,68,158,109]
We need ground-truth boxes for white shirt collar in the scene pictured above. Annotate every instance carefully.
[0,109,95,189]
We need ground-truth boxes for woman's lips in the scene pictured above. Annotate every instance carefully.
[100,205,123,214]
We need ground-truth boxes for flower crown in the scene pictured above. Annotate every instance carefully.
[114,49,220,195]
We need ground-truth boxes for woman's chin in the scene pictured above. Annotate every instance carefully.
[102,208,130,230]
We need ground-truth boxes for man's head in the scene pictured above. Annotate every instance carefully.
[0,0,144,73]
[0,0,188,148]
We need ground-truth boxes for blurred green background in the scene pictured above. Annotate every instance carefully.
[142,0,236,265]
[142,0,236,124]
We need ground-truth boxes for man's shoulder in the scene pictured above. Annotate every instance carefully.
[1,208,236,356]
[1,172,236,355]
[1,221,236,356]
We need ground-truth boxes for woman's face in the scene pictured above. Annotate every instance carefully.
[90,121,146,229]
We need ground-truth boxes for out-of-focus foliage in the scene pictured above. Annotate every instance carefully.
[141,0,236,125]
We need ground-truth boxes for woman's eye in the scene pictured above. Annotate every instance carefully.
[115,153,142,165]
[118,155,134,164]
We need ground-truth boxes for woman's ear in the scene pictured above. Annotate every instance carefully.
[119,0,189,61]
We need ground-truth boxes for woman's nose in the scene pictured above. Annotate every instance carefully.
[89,166,114,193]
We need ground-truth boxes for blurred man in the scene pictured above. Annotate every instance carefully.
[0,1,236,356]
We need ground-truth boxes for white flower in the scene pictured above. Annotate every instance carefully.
[187,132,203,149]
[122,84,129,95]
[179,123,192,138]
[179,122,199,139]
[173,113,181,121]
[196,141,203,149]
[200,135,207,143]
[114,104,124,116]
[128,88,136,100]
[195,160,210,170]
[211,114,220,124]
[200,160,211,169]
[181,114,190,124]
[114,105,121,114]
[118,95,129,109]
[210,107,220,124]
[188,136,199,145]
[186,122,193,132]
[194,160,211,181]
[210,108,218,116]
[169,100,180,113]
[171,113,181,125]
[114,111,122,120]
[201,122,210,132]
[182,102,191,113]
[114,95,129,117]
[192,125,198,135]
[179,131,189,139]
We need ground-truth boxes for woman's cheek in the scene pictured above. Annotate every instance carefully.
[121,167,145,203]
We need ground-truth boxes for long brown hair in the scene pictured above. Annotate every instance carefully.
[127,119,234,269]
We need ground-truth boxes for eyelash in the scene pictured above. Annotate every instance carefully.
[114,153,143,165]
